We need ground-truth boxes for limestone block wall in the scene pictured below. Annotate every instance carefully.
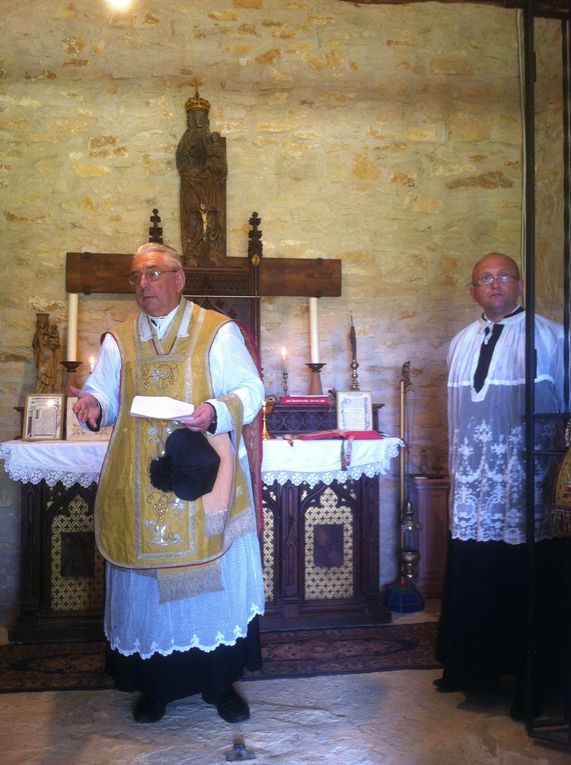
[535,20,567,320]
[0,1,565,609]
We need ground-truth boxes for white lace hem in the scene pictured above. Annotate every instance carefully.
[106,603,265,660]
[262,460,396,488]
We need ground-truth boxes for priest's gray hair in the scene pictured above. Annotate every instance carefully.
[133,243,183,271]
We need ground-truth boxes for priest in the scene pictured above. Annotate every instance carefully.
[72,242,265,724]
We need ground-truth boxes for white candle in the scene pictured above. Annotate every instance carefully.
[67,293,78,361]
[281,346,288,372]
[309,297,320,364]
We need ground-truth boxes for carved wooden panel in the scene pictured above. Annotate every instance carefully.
[408,476,450,599]
[260,475,391,629]
[266,405,337,435]
[10,481,104,643]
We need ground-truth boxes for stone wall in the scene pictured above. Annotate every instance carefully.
[0,1,565,608]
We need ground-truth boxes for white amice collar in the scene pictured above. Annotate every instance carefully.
[481,305,524,328]
[139,303,180,340]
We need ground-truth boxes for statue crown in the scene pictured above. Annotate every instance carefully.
[185,89,210,112]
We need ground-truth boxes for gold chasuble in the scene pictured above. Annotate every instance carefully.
[95,299,255,600]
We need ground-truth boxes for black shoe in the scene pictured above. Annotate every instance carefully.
[133,694,167,723]
[509,691,542,723]
[202,686,250,723]
[433,677,467,693]
[470,679,499,696]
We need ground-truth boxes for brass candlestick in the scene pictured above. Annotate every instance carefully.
[61,360,81,392]
[349,314,359,390]
[306,362,325,395]
[282,371,289,396]
[350,359,360,390]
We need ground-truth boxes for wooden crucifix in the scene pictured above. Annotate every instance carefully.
[65,209,341,352]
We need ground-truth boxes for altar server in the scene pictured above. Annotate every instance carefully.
[435,252,567,721]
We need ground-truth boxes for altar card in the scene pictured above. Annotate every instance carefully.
[336,391,373,431]
[23,394,65,441]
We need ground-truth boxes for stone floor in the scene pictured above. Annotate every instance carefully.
[1,603,570,765]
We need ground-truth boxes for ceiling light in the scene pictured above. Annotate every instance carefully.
[106,0,131,11]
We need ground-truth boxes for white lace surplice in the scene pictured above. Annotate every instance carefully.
[447,311,564,545]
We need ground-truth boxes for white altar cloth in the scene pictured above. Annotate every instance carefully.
[0,436,401,490]
[0,440,108,488]
[260,437,401,487]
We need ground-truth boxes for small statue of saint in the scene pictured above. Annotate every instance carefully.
[32,312,60,393]
[176,90,227,266]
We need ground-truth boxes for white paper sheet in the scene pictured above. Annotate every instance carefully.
[130,396,195,420]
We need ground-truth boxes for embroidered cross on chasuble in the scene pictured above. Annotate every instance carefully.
[94,300,255,602]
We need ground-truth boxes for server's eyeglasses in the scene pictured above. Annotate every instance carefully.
[473,273,519,287]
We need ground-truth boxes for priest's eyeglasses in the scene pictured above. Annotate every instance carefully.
[473,273,519,287]
[128,268,178,286]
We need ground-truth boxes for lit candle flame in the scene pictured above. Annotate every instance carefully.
[89,355,96,373]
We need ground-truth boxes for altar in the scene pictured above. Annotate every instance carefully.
[0,436,400,641]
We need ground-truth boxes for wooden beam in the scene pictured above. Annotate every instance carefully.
[66,252,133,294]
[259,258,341,298]
[66,252,342,298]
[336,0,569,21]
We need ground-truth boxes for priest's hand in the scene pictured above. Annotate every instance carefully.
[70,386,101,430]
[179,402,216,433]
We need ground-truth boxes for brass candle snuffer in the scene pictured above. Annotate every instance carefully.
[384,360,424,613]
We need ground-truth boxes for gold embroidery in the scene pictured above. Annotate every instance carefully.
[146,491,185,547]
[141,363,177,393]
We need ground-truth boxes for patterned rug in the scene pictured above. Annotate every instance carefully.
[0,622,439,694]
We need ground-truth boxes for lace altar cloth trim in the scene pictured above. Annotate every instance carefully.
[260,437,401,487]
[0,440,107,488]
[0,437,401,489]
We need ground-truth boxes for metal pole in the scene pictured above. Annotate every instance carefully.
[562,17,570,410]
[523,0,537,733]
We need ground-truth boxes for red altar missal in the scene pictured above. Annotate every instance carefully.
[279,395,331,406]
